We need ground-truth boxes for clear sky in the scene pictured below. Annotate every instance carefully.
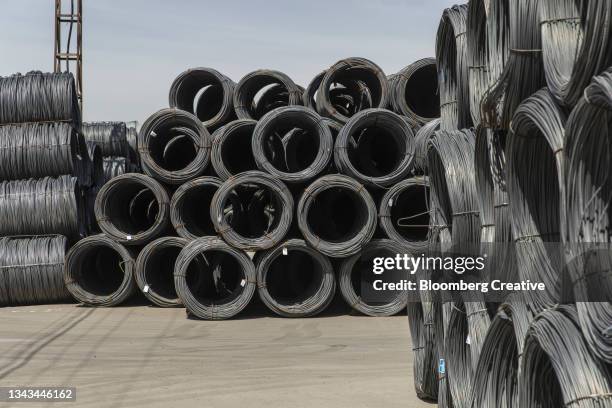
[1,0,459,123]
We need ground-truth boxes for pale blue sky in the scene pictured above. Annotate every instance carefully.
[1,0,458,123]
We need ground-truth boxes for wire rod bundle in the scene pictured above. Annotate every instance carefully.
[253,106,333,183]
[210,119,258,180]
[0,71,80,126]
[126,122,140,166]
[170,177,223,240]
[519,305,612,408]
[255,239,336,318]
[95,173,169,245]
[388,58,440,125]
[169,67,236,130]
[233,69,302,120]
[406,297,439,400]
[467,0,489,126]
[135,236,188,308]
[413,118,440,174]
[138,108,211,185]
[506,88,567,312]
[539,0,612,107]
[436,5,472,131]
[316,57,389,124]
[252,83,298,120]
[0,235,71,306]
[338,239,408,316]
[0,175,84,238]
[64,234,136,307]
[303,71,326,110]
[174,236,256,320]
[297,174,376,258]
[85,141,104,233]
[334,108,415,188]
[485,0,510,105]
[379,176,431,253]
[102,156,132,183]
[211,171,293,251]
[81,122,129,158]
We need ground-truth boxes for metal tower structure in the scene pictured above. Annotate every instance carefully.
[54,0,83,109]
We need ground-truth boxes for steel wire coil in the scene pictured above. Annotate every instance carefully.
[64,234,137,307]
[0,175,84,238]
[211,171,293,251]
[0,235,71,306]
[436,5,472,131]
[485,0,511,109]
[316,57,389,124]
[85,142,104,233]
[126,121,139,166]
[253,106,333,183]
[334,108,415,188]
[506,88,567,312]
[519,305,612,408]
[135,236,189,307]
[379,176,431,253]
[303,71,326,110]
[413,118,440,174]
[467,0,489,126]
[210,119,258,180]
[389,58,440,125]
[255,239,336,318]
[565,70,612,364]
[169,67,236,130]
[174,236,256,320]
[297,174,377,258]
[139,108,211,185]
[539,0,612,107]
[170,176,223,240]
[0,71,80,126]
[81,122,129,158]
[407,296,439,400]
[252,83,298,120]
[233,69,302,120]
[338,239,408,316]
[102,156,134,183]
[95,173,170,245]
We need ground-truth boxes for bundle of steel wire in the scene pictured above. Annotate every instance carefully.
[170,177,223,240]
[169,67,236,130]
[64,234,137,307]
[436,5,472,131]
[210,119,258,180]
[413,118,440,174]
[138,108,211,185]
[125,122,140,167]
[406,297,438,401]
[315,58,388,124]
[135,236,189,308]
[0,175,84,238]
[0,235,71,306]
[388,58,440,126]
[95,173,169,245]
[81,122,129,158]
[334,108,415,188]
[233,69,302,120]
[0,71,80,126]
[303,71,326,111]
[174,236,256,320]
[253,106,333,184]
[211,171,294,251]
[565,70,612,364]
[466,0,489,127]
[85,142,104,233]
[102,156,132,183]
[297,174,377,258]
[255,239,336,318]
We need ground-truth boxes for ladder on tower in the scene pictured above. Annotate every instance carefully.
[54,0,83,110]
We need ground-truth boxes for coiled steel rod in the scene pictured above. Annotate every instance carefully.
[170,177,223,240]
[82,122,129,158]
[211,119,258,180]
[389,58,440,125]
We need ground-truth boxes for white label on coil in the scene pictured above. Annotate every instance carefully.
[388,199,393,207]
[466,335,471,345]
[240,279,246,287]
[126,235,132,241]
[282,247,288,255]
[143,285,150,293]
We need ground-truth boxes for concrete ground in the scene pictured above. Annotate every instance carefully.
[0,299,434,408]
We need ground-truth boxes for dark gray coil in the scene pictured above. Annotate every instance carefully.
[64,234,136,307]
[389,58,440,125]
[170,177,222,240]
[303,71,326,110]
[85,142,103,234]
[253,106,333,183]
[506,88,567,312]
[297,174,377,258]
[379,176,431,253]
[316,57,389,124]
[0,71,80,126]
[139,108,211,185]
[211,171,293,251]
[334,108,415,188]
[125,122,140,167]
[102,156,131,183]
[539,0,612,107]
[135,236,188,308]
[519,306,612,408]
[407,294,438,400]
[255,239,336,318]
[81,122,128,157]
[0,175,84,238]
[174,236,256,320]
[233,69,302,120]
[211,119,258,180]
[338,239,407,316]
[565,70,612,364]
[413,118,440,173]
[467,0,489,126]
[95,173,170,245]
[0,235,71,306]
[169,67,236,129]
[436,4,472,131]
